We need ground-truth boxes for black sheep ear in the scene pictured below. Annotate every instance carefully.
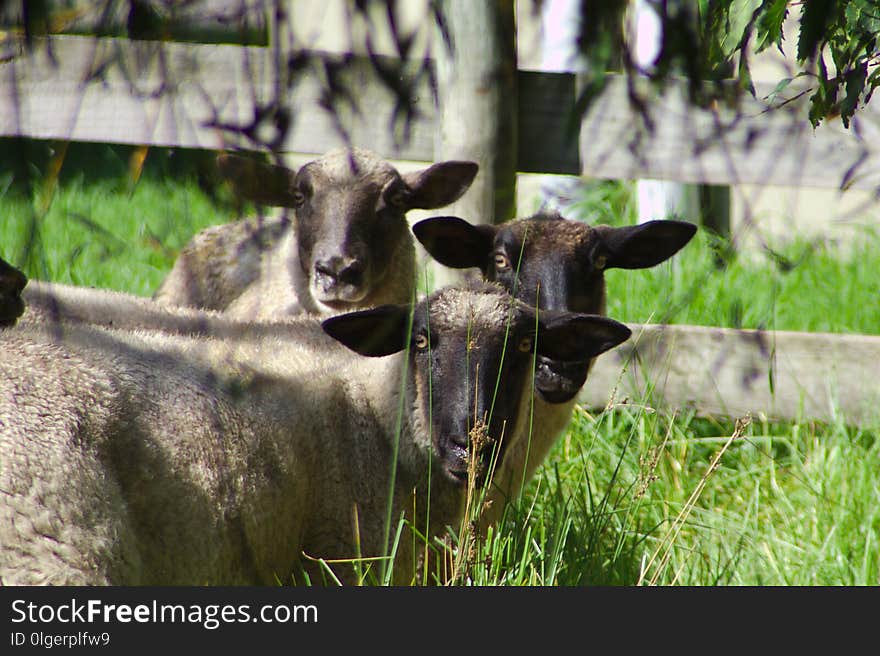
[0,256,27,328]
[592,220,697,270]
[412,216,496,270]
[322,304,412,357]
[402,161,478,209]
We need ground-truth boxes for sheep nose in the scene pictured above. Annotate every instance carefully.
[450,433,469,451]
[314,256,364,287]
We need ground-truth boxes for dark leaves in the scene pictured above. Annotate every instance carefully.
[841,63,868,128]
[569,0,880,129]
[797,0,839,62]
[755,0,790,53]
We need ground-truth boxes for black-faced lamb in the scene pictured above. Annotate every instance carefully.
[152,148,478,317]
[0,282,630,585]
[412,211,696,520]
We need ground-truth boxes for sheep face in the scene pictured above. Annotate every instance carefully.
[218,148,478,311]
[322,285,631,485]
[413,212,696,403]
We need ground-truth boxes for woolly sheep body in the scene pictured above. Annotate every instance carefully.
[0,313,450,585]
[151,214,287,312]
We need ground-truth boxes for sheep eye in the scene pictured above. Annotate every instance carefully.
[388,190,407,209]
[594,254,607,270]
[414,334,430,351]
[517,336,533,353]
[494,253,510,271]
[382,182,408,211]
[292,190,306,207]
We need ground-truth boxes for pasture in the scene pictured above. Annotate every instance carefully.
[2,142,877,585]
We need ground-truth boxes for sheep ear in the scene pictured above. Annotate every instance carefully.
[592,220,697,270]
[0,256,27,328]
[412,216,496,270]
[322,305,412,357]
[402,161,478,209]
[216,154,300,207]
[535,311,631,361]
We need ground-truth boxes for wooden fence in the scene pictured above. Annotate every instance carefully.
[1,9,879,426]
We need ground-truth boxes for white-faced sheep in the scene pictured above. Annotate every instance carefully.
[152,148,478,317]
[0,282,630,585]
[412,211,696,522]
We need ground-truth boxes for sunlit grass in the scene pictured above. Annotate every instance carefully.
[0,175,232,296]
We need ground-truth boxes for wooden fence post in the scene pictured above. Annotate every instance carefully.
[432,0,518,288]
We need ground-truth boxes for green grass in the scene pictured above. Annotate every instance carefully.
[466,408,879,585]
[604,226,880,335]
[2,147,878,586]
[0,140,237,295]
[556,178,880,335]
[0,177,229,295]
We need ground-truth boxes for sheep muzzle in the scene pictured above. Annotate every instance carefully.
[533,355,591,404]
[311,255,370,304]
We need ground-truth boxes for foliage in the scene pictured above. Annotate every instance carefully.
[570,0,880,129]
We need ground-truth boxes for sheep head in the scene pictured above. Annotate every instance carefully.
[413,211,696,403]
[217,148,478,310]
[322,284,630,485]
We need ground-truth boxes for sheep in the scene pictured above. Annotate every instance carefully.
[152,148,478,317]
[0,281,631,585]
[412,210,696,521]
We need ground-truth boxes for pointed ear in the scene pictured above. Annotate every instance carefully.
[322,304,412,357]
[216,154,300,207]
[412,216,496,270]
[534,310,631,361]
[402,161,478,209]
[593,220,697,270]
[0,256,27,328]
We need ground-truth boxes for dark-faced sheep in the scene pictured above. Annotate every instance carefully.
[0,282,630,585]
[152,147,478,317]
[413,211,696,519]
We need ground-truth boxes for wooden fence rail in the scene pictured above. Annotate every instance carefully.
[582,323,880,426]
[1,33,879,425]
[4,35,880,187]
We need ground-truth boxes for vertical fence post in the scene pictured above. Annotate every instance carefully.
[432,0,518,288]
